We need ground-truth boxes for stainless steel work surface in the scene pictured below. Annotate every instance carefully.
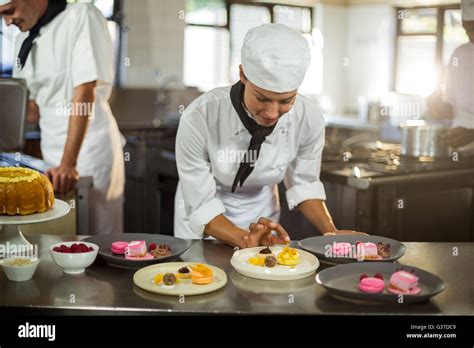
[0,235,472,315]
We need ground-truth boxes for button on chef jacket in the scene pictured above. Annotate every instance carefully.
[174,86,327,239]
[13,3,125,235]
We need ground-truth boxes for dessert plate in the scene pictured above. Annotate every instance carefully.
[316,262,444,305]
[298,235,406,265]
[230,246,319,281]
[83,234,190,269]
[133,262,227,296]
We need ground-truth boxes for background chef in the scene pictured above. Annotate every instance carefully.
[440,0,474,148]
[0,0,125,235]
[175,24,365,249]
[427,0,474,148]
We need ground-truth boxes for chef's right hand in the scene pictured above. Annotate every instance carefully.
[243,217,291,247]
[45,165,79,194]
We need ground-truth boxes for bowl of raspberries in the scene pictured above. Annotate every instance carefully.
[50,242,99,274]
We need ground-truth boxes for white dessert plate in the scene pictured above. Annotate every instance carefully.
[133,262,227,296]
[230,246,319,281]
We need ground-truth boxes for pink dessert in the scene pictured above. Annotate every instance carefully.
[125,241,147,257]
[332,242,352,257]
[356,242,381,260]
[358,273,385,293]
[111,241,129,255]
[388,270,421,295]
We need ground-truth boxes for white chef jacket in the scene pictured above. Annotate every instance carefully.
[446,42,474,129]
[174,86,326,240]
[13,3,125,235]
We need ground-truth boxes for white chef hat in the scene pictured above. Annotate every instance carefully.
[241,23,311,93]
[0,0,12,6]
[462,0,474,21]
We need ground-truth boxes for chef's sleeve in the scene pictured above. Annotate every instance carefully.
[71,5,114,88]
[284,109,326,209]
[175,113,226,237]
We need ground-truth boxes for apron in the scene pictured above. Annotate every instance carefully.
[40,86,125,235]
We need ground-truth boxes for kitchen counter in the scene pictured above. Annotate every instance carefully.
[1,235,472,315]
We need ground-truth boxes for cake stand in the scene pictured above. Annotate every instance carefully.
[0,199,71,258]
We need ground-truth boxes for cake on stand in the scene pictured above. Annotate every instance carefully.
[0,199,71,258]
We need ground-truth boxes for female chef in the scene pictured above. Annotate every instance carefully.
[1,0,125,235]
[175,23,365,248]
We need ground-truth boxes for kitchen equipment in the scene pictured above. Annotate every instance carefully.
[316,262,445,305]
[0,78,28,151]
[400,123,452,158]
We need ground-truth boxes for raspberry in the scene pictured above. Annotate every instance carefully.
[53,247,61,252]
[359,273,368,281]
[70,244,81,253]
[149,243,157,252]
[374,273,384,280]
[79,244,89,252]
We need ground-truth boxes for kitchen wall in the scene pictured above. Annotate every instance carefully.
[119,0,396,114]
[316,2,395,114]
[121,0,186,88]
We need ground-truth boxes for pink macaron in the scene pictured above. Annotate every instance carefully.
[111,241,129,255]
[358,277,385,293]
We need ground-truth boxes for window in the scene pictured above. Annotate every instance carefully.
[394,5,468,96]
[184,0,320,94]
[0,0,122,81]
[183,0,230,91]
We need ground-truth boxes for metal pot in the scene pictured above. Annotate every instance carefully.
[400,123,452,158]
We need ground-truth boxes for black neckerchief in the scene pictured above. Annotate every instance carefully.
[17,0,67,69]
[230,81,277,193]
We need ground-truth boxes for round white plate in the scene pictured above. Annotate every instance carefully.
[230,246,319,281]
[0,199,71,225]
[133,262,227,296]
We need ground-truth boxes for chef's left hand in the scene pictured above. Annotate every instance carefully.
[324,230,368,236]
[46,165,79,194]
[243,217,291,247]
[440,127,474,148]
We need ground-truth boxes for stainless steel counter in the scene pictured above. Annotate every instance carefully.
[1,235,472,315]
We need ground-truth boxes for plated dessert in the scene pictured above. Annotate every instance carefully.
[153,264,214,288]
[111,240,172,261]
[133,262,227,296]
[331,241,391,260]
[358,268,421,295]
[298,235,406,265]
[248,245,299,267]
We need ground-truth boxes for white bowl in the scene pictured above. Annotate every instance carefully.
[49,242,99,274]
[1,257,40,282]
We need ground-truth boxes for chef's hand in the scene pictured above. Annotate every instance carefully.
[45,165,79,194]
[243,217,291,248]
[324,230,368,236]
[440,127,474,148]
